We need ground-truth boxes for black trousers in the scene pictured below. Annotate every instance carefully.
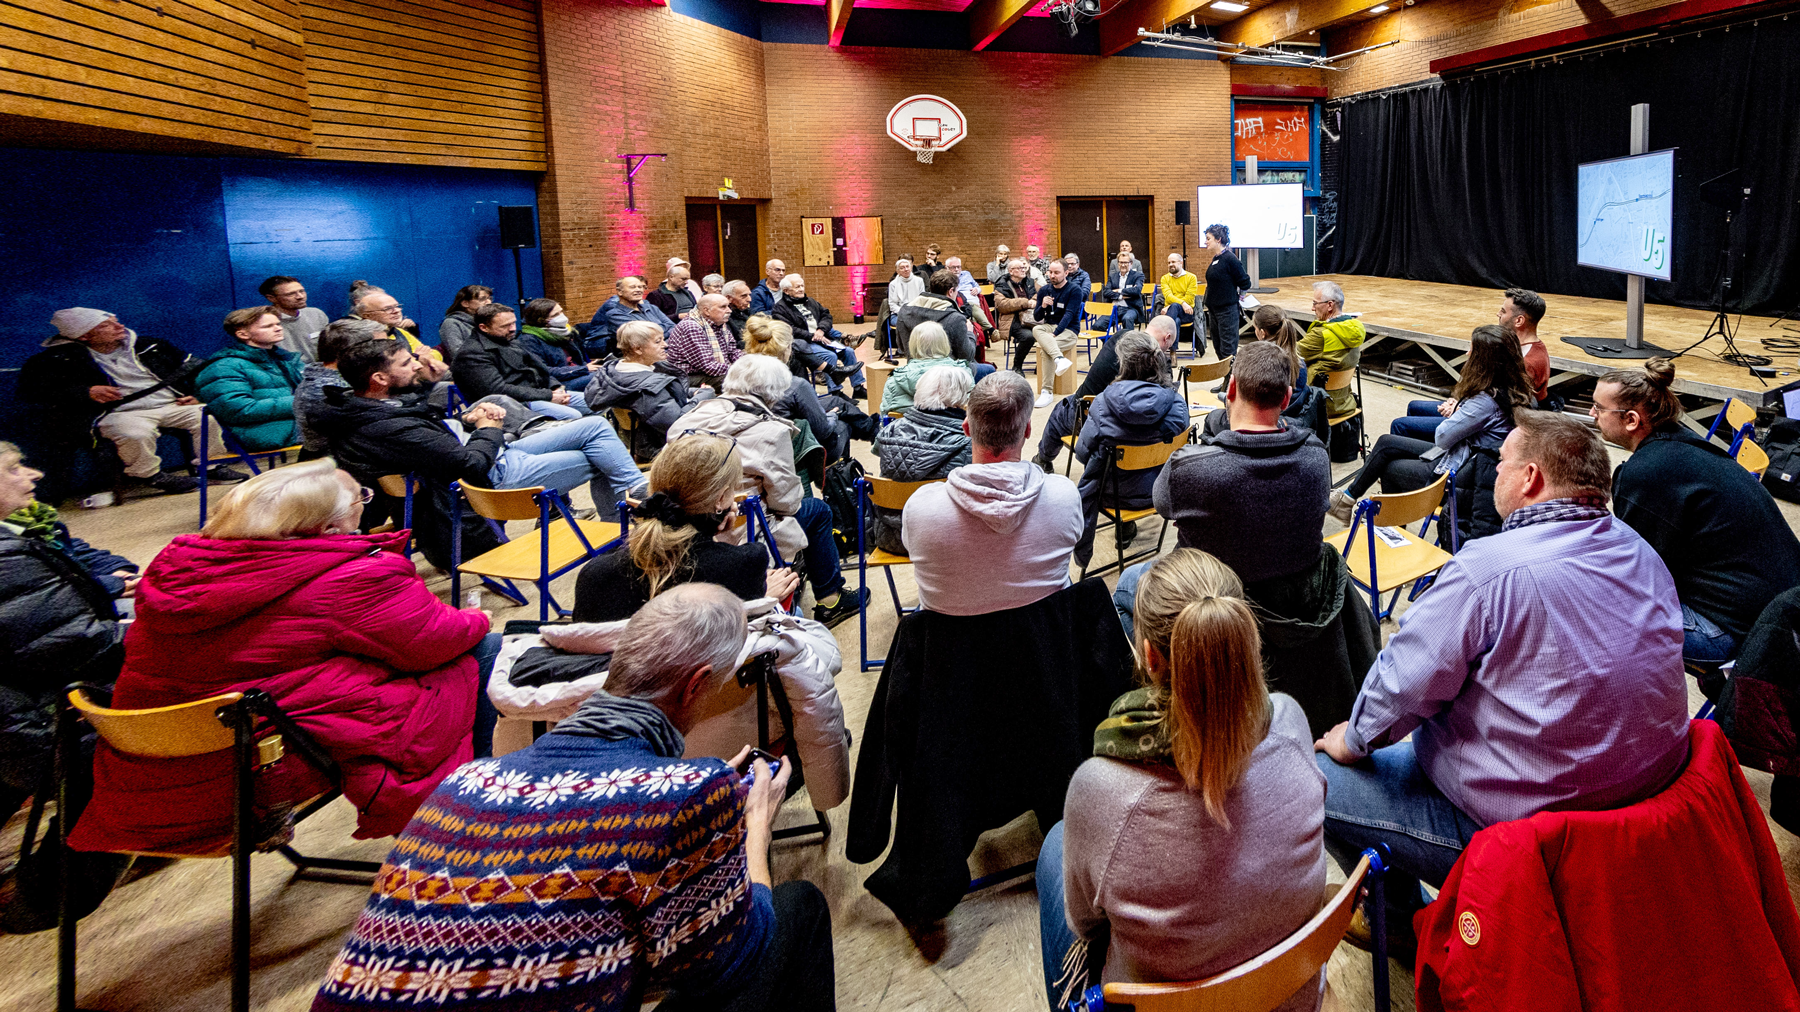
[1345,434,1439,498]
[659,880,836,1012]
[1204,302,1241,360]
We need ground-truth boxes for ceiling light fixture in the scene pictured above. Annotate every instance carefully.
[1368,4,1390,11]
[1211,1,1250,10]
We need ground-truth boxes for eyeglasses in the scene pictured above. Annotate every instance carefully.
[358,486,376,504]
[1589,405,1632,416]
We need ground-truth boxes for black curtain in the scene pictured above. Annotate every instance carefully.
[1335,16,1800,316]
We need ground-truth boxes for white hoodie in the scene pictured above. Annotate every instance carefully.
[901,460,1083,616]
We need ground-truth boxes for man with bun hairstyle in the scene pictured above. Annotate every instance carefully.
[1593,357,1800,667]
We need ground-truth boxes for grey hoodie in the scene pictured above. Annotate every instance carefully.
[902,460,1083,616]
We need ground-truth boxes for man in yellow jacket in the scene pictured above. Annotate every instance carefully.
[1299,279,1365,418]
[1156,252,1200,356]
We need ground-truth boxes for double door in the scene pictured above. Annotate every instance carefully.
[686,202,760,283]
[1057,198,1152,282]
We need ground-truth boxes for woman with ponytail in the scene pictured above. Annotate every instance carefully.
[572,435,800,621]
[1037,548,1327,1012]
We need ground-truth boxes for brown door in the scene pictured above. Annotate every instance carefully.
[1058,199,1106,282]
[686,203,720,278]
[718,204,760,285]
[1105,199,1151,273]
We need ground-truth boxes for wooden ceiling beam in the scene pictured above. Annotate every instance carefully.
[1097,0,1214,56]
[827,0,855,46]
[969,0,1042,51]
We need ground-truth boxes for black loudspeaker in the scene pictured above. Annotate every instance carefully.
[1174,200,1191,226]
[498,205,537,249]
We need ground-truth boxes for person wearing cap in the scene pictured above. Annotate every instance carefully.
[647,257,705,320]
[19,308,244,495]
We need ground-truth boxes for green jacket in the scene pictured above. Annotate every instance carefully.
[1300,315,1366,417]
[195,343,304,450]
[879,356,974,415]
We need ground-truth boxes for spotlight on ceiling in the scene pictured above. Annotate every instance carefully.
[1210,0,1249,9]
[1368,3,1390,9]
[1075,0,1103,15]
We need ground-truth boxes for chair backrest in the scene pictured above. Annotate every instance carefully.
[1115,431,1190,472]
[376,474,410,498]
[611,407,638,432]
[1723,397,1757,433]
[69,687,240,758]
[459,482,548,521]
[865,475,943,511]
[1085,300,1116,318]
[1322,368,1357,392]
[1738,435,1771,476]
[1184,358,1233,384]
[1103,854,1371,1012]
[1360,473,1448,528]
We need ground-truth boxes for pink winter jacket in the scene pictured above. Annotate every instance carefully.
[89,531,488,843]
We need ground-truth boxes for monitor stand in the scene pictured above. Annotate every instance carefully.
[1560,336,1671,359]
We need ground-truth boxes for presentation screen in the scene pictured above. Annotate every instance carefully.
[1576,148,1674,280]
[1194,183,1304,249]
[801,216,884,267]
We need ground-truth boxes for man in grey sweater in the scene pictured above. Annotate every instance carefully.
[1150,340,1330,582]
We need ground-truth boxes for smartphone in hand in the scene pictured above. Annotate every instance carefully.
[738,747,782,785]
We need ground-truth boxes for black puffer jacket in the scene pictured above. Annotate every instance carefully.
[19,335,202,435]
[0,530,123,795]
[451,329,556,404]
[873,407,970,554]
[583,359,691,462]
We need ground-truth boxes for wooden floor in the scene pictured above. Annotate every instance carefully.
[5,343,1800,1012]
[1259,274,1800,405]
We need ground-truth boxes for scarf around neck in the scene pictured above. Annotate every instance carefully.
[551,691,685,758]
[1093,686,1174,761]
[5,501,63,549]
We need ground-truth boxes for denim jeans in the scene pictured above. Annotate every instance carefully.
[1113,560,1153,641]
[471,632,503,758]
[1038,821,1109,1012]
[488,415,646,506]
[794,337,865,387]
[1316,744,1481,942]
[1682,602,1738,666]
[526,398,593,420]
[1161,304,1197,354]
[973,362,997,382]
[793,496,845,598]
[1389,400,1445,441]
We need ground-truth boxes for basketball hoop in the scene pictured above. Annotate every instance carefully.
[910,136,936,163]
[887,95,966,166]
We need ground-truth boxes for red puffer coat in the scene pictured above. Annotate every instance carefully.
[76,531,487,848]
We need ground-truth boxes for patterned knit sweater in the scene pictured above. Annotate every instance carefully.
[312,734,772,1011]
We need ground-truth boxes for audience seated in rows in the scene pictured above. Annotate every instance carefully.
[517,296,592,391]
[669,354,866,627]
[590,275,678,352]
[1032,315,1177,472]
[574,435,800,622]
[1391,289,1549,440]
[1200,225,1251,360]
[1329,323,1527,523]
[1313,411,1691,962]
[896,269,978,368]
[259,275,330,363]
[666,292,744,390]
[312,584,836,1012]
[770,273,867,399]
[1070,332,1188,568]
[77,460,503,852]
[1594,357,1800,670]
[21,307,239,495]
[873,365,973,556]
[646,256,703,320]
[194,306,304,452]
[453,302,594,421]
[436,283,492,363]
[349,283,441,362]
[902,371,1082,616]
[879,321,973,415]
[584,321,694,462]
[1101,250,1146,332]
[1040,549,1326,1012]
[1157,253,1198,351]
[1300,280,1365,418]
[1028,259,1083,407]
[741,316,851,463]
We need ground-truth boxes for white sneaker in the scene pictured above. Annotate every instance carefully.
[1034,390,1054,408]
[1054,356,1074,376]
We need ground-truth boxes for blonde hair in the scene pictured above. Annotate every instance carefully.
[202,458,357,540]
[616,320,663,358]
[907,320,951,360]
[630,436,744,598]
[1133,549,1269,828]
[743,315,793,361]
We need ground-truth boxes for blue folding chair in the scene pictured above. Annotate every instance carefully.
[734,493,804,616]
[449,484,628,621]
[197,406,300,528]
[1326,471,1459,621]
[852,476,941,671]
[1706,396,1756,442]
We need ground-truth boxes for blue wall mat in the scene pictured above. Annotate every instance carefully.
[0,149,543,445]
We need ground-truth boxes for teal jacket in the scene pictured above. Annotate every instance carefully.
[195,344,304,450]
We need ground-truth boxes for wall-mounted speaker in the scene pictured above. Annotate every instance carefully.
[498,205,537,249]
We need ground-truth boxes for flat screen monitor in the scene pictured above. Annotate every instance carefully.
[1576,148,1674,280]
[1194,182,1304,249]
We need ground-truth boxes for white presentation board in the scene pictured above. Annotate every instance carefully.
[1194,182,1304,249]
[1576,148,1674,280]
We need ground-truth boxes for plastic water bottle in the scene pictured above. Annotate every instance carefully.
[464,589,482,611]
[79,491,114,509]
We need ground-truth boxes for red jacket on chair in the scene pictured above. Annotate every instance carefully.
[1415,719,1800,1012]
[72,531,487,852]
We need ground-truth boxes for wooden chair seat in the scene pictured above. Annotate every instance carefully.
[865,547,912,567]
[1111,506,1159,524]
[458,519,623,581]
[1326,525,1452,592]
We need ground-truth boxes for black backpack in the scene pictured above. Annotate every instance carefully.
[1761,418,1800,503]
[819,457,868,557]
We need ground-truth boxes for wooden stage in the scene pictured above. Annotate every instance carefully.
[1258,275,1800,413]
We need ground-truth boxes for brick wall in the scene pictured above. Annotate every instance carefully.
[1325,0,1683,97]
[534,0,1232,323]
[537,0,774,319]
